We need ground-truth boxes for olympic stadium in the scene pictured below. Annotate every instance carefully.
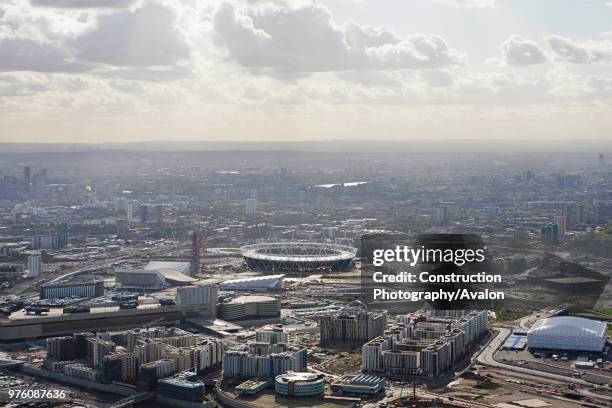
[241,242,357,273]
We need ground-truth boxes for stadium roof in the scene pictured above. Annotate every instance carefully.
[116,268,196,286]
[145,261,190,276]
[241,242,356,263]
[226,295,278,305]
[528,316,607,338]
[220,274,284,289]
[157,268,197,283]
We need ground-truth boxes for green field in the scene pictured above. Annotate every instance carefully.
[590,307,612,317]
[17,288,38,297]
[493,308,530,322]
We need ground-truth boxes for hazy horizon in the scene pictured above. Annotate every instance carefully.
[2,138,612,154]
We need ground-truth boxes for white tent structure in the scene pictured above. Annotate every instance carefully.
[527,316,607,352]
[220,274,284,291]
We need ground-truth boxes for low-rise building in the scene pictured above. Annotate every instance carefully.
[275,372,325,397]
[158,371,205,402]
[331,374,385,396]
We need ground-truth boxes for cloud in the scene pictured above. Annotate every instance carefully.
[213,1,463,76]
[108,78,146,94]
[586,75,612,98]
[30,0,137,8]
[544,35,611,64]
[336,71,404,87]
[431,0,495,8]
[501,35,547,66]
[0,73,48,96]
[419,69,455,87]
[73,2,190,66]
[95,65,193,82]
[343,21,401,49]
[0,38,88,72]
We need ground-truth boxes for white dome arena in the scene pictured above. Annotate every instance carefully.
[527,316,607,352]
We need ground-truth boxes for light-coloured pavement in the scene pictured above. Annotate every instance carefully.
[477,327,599,387]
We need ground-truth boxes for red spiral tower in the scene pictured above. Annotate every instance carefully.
[191,229,204,276]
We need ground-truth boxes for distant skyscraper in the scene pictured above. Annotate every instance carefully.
[155,205,164,225]
[250,189,258,200]
[114,197,128,213]
[23,166,30,188]
[245,198,257,217]
[116,219,129,239]
[32,173,45,187]
[562,204,575,226]
[31,234,59,249]
[594,204,607,224]
[513,228,527,242]
[435,207,448,225]
[554,215,567,236]
[27,251,42,278]
[57,223,69,248]
[139,205,149,223]
[541,223,559,245]
[126,202,134,225]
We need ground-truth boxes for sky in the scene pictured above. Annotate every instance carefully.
[1,0,612,143]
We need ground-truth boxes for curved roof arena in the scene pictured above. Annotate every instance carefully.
[241,242,357,273]
[527,316,607,352]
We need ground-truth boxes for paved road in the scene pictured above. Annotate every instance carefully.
[477,327,599,387]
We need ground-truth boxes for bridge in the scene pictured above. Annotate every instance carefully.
[0,359,26,369]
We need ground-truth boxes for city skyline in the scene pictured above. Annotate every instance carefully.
[1,147,611,407]
[2,0,612,142]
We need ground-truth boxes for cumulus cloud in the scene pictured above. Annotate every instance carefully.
[0,38,88,72]
[213,1,463,76]
[431,0,495,8]
[545,35,611,63]
[344,21,401,49]
[336,71,404,87]
[30,0,137,8]
[501,35,547,66]
[96,65,193,82]
[73,2,190,66]
[586,75,612,97]
[0,73,48,96]
[419,69,455,87]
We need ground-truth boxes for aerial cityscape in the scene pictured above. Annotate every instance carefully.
[0,147,610,408]
[2,0,612,407]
